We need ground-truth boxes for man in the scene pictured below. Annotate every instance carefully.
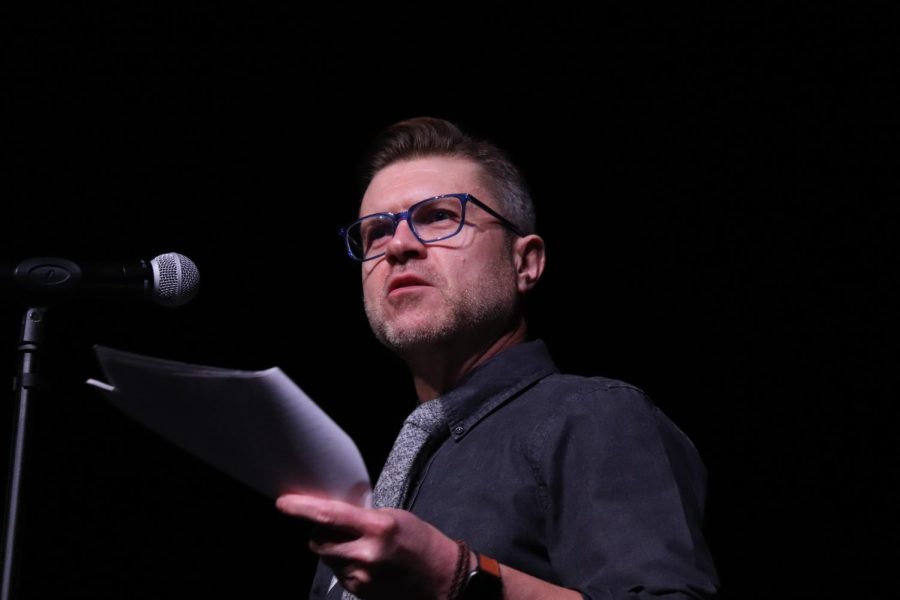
[277,117,720,599]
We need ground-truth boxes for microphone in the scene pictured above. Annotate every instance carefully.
[2,252,200,307]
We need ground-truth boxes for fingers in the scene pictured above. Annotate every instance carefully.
[276,494,395,538]
[276,496,458,598]
[276,495,401,562]
[276,496,385,594]
[276,494,361,527]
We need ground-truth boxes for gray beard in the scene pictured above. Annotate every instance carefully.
[364,274,518,355]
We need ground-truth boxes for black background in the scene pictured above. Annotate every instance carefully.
[1,5,895,598]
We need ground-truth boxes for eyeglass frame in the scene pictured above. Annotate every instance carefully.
[339,192,525,262]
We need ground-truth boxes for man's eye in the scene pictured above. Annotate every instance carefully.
[427,210,453,223]
[418,208,460,225]
[364,224,392,245]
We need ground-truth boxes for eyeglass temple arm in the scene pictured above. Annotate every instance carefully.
[467,196,525,237]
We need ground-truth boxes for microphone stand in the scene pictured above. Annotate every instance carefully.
[1,307,48,600]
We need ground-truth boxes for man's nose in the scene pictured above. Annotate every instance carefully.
[384,219,427,263]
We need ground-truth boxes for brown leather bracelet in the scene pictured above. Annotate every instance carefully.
[447,539,471,600]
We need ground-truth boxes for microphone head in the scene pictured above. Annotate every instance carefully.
[150,252,200,307]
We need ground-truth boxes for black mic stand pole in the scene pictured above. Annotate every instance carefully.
[1,307,48,600]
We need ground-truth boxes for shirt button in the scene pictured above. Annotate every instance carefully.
[453,425,465,435]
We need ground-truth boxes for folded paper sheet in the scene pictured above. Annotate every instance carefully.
[87,346,371,506]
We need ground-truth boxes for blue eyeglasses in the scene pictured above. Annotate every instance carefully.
[339,193,524,262]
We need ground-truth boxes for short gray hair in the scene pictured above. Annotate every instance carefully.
[359,117,536,234]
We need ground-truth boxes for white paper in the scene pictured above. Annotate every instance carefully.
[87,345,371,506]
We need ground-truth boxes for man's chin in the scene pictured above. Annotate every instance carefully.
[374,323,454,354]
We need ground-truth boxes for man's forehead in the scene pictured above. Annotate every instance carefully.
[359,156,486,215]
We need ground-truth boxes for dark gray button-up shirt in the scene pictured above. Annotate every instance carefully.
[311,339,719,599]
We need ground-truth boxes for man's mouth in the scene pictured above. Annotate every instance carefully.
[387,274,431,295]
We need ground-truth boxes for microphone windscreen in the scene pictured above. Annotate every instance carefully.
[151,252,200,307]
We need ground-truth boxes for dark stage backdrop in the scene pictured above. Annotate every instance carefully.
[1,6,893,599]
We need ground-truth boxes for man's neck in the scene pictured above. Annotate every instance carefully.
[403,319,528,402]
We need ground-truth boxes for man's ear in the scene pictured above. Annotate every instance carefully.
[513,234,546,294]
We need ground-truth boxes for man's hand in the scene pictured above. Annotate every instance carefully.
[276,494,460,599]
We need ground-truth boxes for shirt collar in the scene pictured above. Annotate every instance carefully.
[440,339,558,441]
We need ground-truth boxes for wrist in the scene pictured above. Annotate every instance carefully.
[448,541,503,600]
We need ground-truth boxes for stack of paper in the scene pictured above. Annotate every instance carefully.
[87,346,371,507]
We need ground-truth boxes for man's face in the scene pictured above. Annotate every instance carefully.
[360,156,520,353]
